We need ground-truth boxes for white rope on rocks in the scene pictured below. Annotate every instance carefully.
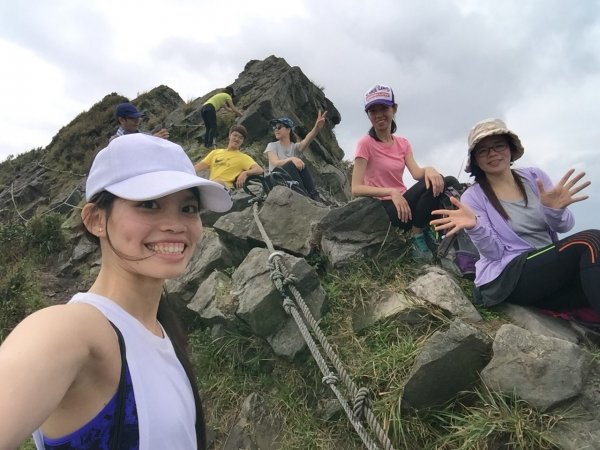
[251,201,397,450]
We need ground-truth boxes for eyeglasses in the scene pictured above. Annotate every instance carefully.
[272,123,287,131]
[474,142,509,158]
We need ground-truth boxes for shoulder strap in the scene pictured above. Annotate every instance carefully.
[108,321,127,450]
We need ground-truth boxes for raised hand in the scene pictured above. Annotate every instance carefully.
[314,110,328,130]
[537,169,590,210]
[430,196,477,236]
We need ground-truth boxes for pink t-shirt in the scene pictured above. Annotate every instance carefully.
[354,134,412,199]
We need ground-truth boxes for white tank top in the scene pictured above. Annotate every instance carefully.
[34,292,197,449]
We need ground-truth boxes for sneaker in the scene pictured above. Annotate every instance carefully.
[309,191,328,205]
[411,233,434,262]
[423,227,439,254]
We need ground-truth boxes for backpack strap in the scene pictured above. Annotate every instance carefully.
[108,321,127,450]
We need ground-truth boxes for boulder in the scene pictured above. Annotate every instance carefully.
[319,197,394,269]
[493,303,579,343]
[408,266,482,322]
[482,324,592,411]
[401,320,491,411]
[245,186,329,256]
[166,229,244,315]
[232,247,326,358]
[352,290,426,333]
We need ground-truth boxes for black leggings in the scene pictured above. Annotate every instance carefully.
[276,161,318,197]
[201,104,217,147]
[506,230,600,313]
[381,176,457,230]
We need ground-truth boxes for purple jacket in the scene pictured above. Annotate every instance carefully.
[462,167,574,286]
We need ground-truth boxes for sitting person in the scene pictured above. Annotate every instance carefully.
[109,102,169,142]
[200,86,243,148]
[351,84,454,261]
[194,124,263,189]
[264,111,327,202]
[431,118,600,313]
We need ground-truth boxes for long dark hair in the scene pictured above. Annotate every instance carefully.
[83,190,207,449]
[368,119,397,142]
[469,138,528,220]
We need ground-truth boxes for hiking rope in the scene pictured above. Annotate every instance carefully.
[251,202,397,450]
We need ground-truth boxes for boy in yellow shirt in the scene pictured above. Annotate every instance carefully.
[194,125,263,189]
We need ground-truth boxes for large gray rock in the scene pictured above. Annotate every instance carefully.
[213,206,258,252]
[352,290,426,333]
[319,197,394,269]
[244,186,329,257]
[401,320,491,411]
[166,229,244,313]
[232,248,326,358]
[187,271,239,327]
[482,324,592,411]
[408,266,482,322]
[200,190,255,228]
[494,303,579,343]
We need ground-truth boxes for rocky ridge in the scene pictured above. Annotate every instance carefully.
[1,56,600,449]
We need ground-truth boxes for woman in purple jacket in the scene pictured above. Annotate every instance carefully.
[431,118,600,311]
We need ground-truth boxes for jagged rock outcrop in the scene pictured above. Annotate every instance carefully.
[482,324,591,411]
[0,56,350,222]
[319,197,394,269]
[408,266,482,322]
[401,320,492,411]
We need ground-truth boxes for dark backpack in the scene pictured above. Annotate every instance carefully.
[435,185,479,279]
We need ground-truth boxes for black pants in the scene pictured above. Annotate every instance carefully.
[505,230,600,313]
[275,161,318,197]
[201,104,217,147]
[381,176,457,230]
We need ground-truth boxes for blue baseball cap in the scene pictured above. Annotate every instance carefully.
[269,117,295,129]
[115,102,144,119]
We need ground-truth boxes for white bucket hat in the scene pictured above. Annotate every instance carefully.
[86,133,232,212]
[466,118,525,173]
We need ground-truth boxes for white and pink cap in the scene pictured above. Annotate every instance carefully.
[364,84,395,111]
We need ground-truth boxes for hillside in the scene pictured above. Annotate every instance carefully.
[2,56,600,450]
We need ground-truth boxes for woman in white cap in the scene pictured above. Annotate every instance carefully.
[431,118,600,313]
[352,84,454,261]
[0,134,232,450]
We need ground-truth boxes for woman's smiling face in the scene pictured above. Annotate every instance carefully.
[473,135,512,175]
[101,189,203,280]
[366,103,397,133]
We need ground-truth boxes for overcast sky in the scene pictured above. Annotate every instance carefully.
[1,0,599,230]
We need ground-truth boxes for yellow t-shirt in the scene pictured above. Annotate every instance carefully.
[201,149,257,188]
[203,92,232,111]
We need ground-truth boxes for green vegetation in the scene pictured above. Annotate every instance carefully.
[0,213,64,341]
[191,255,567,449]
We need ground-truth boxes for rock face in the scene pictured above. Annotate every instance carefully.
[319,197,393,268]
[408,266,482,322]
[482,324,591,411]
[0,56,350,222]
[401,320,491,411]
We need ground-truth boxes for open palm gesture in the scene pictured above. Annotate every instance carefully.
[430,196,477,236]
[537,169,590,210]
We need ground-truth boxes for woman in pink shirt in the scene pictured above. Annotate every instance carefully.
[352,84,454,261]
